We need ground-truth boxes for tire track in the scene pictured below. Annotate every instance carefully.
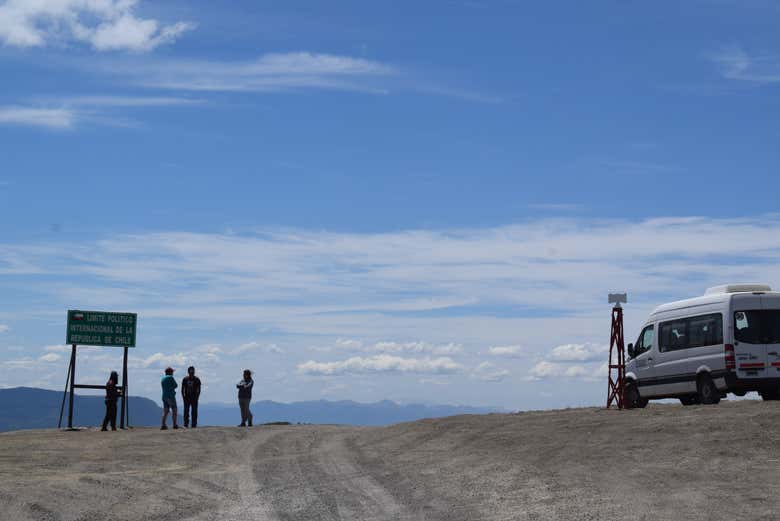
[251,427,415,521]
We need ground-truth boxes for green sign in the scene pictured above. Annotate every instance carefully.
[66,310,137,347]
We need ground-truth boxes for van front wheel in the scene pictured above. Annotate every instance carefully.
[625,382,647,409]
[697,374,721,405]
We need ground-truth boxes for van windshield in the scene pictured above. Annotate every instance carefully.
[735,310,780,344]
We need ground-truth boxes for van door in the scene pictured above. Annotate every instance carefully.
[761,295,780,375]
[732,294,768,379]
[655,317,701,397]
[633,324,658,396]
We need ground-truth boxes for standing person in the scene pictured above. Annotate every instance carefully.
[160,367,179,430]
[181,366,202,428]
[236,369,253,427]
[101,371,119,431]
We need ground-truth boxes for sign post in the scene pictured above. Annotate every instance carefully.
[59,310,137,430]
[121,346,129,429]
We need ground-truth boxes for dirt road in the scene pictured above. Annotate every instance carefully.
[2,401,780,520]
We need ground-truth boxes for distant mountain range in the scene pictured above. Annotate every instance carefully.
[196,399,500,427]
[0,387,501,432]
[0,387,162,432]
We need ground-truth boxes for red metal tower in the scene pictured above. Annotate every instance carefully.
[606,294,627,409]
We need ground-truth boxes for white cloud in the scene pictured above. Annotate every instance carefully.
[487,345,523,357]
[0,96,203,131]
[38,353,62,363]
[528,357,605,382]
[5,215,780,349]
[106,51,396,93]
[0,0,194,51]
[59,96,204,107]
[138,351,188,369]
[44,345,70,352]
[366,341,463,356]
[527,341,610,382]
[297,355,463,376]
[0,358,36,369]
[234,341,261,354]
[6,213,780,405]
[528,360,594,380]
[0,106,75,129]
[321,338,462,356]
[472,361,509,382]
[550,343,608,363]
[196,344,223,362]
[0,324,8,333]
[266,343,283,354]
[711,45,751,79]
[336,338,364,350]
[131,348,225,371]
[528,361,562,379]
[90,16,193,52]
[710,45,780,83]
[563,365,590,378]
[233,342,284,355]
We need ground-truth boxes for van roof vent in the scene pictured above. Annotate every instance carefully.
[705,284,773,295]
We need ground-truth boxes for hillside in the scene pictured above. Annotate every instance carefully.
[1,400,778,520]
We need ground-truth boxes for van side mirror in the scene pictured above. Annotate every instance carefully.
[627,343,635,358]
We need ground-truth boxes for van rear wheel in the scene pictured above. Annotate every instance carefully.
[761,388,780,401]
[697,374,721,405]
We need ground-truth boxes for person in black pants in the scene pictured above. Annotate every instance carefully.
[101,371,119,431]
[182,366,201,428]
[237,369,253,427]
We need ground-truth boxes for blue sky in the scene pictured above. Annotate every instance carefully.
[1,0,780,409]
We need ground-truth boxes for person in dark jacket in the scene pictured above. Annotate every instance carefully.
[236,369,253,427]
[181,366,201,428]
[101,371,120,431]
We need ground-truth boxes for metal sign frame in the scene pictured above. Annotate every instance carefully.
[606,304,626,409]
[59,310,137,430]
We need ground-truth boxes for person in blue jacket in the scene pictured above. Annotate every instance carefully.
[160,367,179,430]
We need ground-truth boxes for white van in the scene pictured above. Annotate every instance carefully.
[625,284,780,407]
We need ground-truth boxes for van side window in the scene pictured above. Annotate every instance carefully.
[660,320,687,352]
[660,313,723,352]
[635,325,654,354]
[688,314,723,348]
[735,311,762,344]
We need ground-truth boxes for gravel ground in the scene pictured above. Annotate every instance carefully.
[2,400,780,520]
